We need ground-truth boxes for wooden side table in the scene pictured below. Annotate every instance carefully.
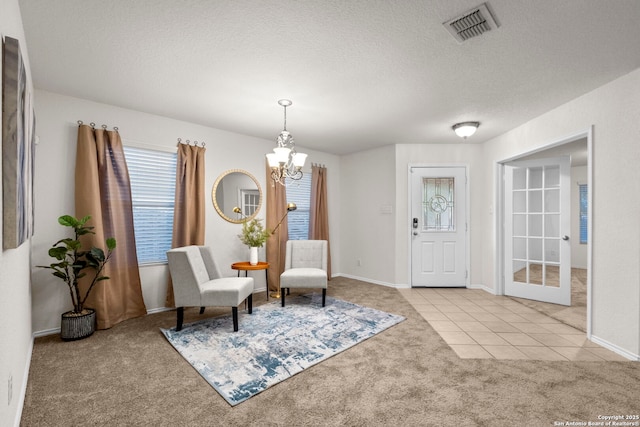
[231,262,270,300]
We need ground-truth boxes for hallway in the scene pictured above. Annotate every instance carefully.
[399,287,627,361]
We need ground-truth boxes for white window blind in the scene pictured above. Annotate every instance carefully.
[123,146,177,264]
[286,174,311,240]
[579,184,588,244]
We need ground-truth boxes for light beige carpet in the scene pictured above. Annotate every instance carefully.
[21,276,638,427]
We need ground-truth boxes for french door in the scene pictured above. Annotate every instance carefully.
[504,157,571,305]
[411,167,467,287]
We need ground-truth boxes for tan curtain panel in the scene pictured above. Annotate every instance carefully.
[75,124,147,329]
[310,164,331,278]
[165,143,206,307]
[265,162,288,293]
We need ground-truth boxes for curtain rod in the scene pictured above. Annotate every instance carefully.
[77,120,119,132]
[177,138,206,147]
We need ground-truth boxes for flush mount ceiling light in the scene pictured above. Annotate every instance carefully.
[266,99,307,185]
[452,122,480,139]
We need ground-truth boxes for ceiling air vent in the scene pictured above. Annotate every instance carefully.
[443,3,499,43]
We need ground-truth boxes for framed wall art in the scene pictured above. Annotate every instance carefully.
[2,36,35,249]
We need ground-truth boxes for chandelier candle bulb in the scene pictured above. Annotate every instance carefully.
[266,153,279,168]
[293,153,307,168]
[274,147,291,163]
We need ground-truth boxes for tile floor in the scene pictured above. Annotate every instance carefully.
[398,287,629,361]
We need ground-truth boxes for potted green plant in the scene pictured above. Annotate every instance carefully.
[238,218,270,265]
[39,215,116,340]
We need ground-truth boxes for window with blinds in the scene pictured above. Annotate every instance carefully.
[123,146,177,264]
[286,174,311,240]
[579,184,588,244]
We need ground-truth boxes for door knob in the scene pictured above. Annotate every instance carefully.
[562,235,569,241]
[413,231,418,236]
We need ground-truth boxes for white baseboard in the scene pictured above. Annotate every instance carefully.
[590,335,640,361]
[467,283,497,294]
[334,273,399,288]
[146,307,173,315]
[15,337,34,427]
[34,298,267,337]
[33,327,60,338]
[334,275,495,293]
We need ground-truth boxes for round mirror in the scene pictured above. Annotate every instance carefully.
[212,169,262,223]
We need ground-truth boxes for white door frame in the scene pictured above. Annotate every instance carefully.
[494,128,593,336]
[408,164,470,288]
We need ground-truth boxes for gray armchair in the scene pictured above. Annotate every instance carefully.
[280,240,328,307]
[166,246,254,331]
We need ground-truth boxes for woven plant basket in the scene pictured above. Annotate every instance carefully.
[60,308,96,341]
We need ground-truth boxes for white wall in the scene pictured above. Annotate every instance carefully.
[0,1,34,425]
[481,68,640,358]
[339,142,486,289]
[339,145,396,285]
[394,143,485,287]
[30,90,340,333]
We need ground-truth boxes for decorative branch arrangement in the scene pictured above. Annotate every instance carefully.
[238,218,270,248]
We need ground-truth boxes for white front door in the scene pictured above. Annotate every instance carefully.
[411,167,467,287]
[504,157,571,305]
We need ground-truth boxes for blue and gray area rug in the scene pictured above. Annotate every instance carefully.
[161,294,405,406]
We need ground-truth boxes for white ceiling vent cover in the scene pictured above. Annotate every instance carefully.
[444,3,499,43]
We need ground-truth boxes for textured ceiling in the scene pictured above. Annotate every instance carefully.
[18,0,640,155]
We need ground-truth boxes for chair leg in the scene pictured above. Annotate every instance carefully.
[281,289,285,307]
[248,294,253,314]
[176,307,184,331]
[199,307,205,314]
[232,307,239,332]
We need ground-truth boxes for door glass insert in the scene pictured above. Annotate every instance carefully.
[529,190,542,212]
[528,238,542,261]
[545,189,560,212]
[529,263,543,285]
[511,165,564,287]
[529,167,543,188]
[513,260,527,282]
[545,214,560,237]
[513,214,526,236]
[422,177,455,231]
[544,265,560,287]
[545,239,559,263]
[545,166,560,187]
[513,237,527,259]
[512,168,526,190]
[528,215,542,236]
[513,192,526,213]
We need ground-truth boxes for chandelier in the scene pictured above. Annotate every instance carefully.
[266,99,307,185]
